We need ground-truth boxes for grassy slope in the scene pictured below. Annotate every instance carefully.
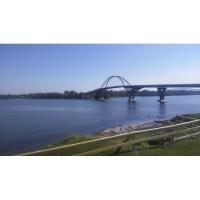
[117,138,200,156]
[119,114,200,156]
[46,134,100,148]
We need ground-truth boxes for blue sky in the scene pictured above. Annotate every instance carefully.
[0,44,200,94]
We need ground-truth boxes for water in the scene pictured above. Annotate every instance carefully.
[0,96,200,155]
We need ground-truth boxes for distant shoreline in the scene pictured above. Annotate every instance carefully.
[1,90,200,100]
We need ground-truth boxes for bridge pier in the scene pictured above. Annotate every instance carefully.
[94,92,102,100]
[128,96,136,102]
[157,88,166,102]
[127,87,141,101]
[94,89,108,100]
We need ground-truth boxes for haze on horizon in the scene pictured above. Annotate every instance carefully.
[0,44,200,94]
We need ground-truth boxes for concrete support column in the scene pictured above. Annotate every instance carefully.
[128,96,135,101]
[157,88,167,102]
[94,90,102,100]
[103,90,109,99]
[127,87,142,101]
[94,89,108,100]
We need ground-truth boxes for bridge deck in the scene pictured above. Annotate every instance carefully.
[108,83,200,89]
[93,83,200,91]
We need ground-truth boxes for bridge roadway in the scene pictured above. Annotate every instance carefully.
[98,83,200,90]
[87,83,200,102]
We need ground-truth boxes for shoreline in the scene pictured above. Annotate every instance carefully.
[23,113,200,155]
[28,114,200,155]
[94,113,200,138]
[95,118,173,137]
[46,116,181,149]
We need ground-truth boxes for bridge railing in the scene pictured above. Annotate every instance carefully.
[19,117,200,156]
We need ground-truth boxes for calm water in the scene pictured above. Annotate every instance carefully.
[1,96,200,155]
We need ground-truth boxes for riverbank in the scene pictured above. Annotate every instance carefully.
[95,118,172,137]
[46,118,173,149]
[44,114,197,154]
[16,112,200,156]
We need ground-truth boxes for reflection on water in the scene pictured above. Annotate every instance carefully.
[158,103,167,119]
[0,96,200,155]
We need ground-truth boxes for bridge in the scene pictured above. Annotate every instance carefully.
[85,76,200,102]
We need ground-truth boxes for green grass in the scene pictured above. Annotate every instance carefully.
[117,137,200,156]
[38,133,128,156]
[185,113,200,119]
[46,134,100,148]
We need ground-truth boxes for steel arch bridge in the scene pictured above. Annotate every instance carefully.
[85,75,200,102]
[99,75,140,100]
[100,76,130,88]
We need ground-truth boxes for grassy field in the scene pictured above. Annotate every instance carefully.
[24,114,200,156]
[42,134,200,156]
[118,138,200,156]
[121,113,200,156]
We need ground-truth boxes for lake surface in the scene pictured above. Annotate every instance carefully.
[1,96,200,155]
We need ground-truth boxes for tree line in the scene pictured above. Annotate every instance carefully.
[0,89,200,99]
